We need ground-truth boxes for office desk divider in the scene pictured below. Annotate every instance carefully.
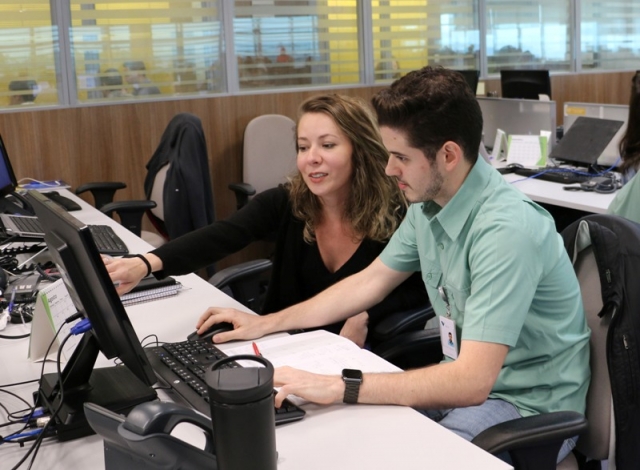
[478,97,556,151]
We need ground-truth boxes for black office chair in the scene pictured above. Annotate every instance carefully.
[373,214,640,469]
[76,113,215,250]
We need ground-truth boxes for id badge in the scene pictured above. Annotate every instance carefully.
[439,315,459,360]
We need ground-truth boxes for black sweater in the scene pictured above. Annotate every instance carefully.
[152,186,427,339]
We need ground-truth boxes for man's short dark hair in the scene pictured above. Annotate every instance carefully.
[9,79,37,102]
[371,66,483,164]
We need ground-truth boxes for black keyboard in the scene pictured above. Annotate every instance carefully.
[87,224,129,256]
[145,340,306,425]
[7,216,128,256]
[513,168,592,184]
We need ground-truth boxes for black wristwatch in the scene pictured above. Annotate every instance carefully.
[342,369,363,404]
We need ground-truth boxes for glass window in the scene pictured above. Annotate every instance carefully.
[581,1,640,71]
[233,0,360,90]
[372,0,479,83]
[68,1,224,103]
[485,0,571,74]
[0,2,59,108]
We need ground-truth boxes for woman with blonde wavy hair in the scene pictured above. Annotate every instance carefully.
[106,94,427,347]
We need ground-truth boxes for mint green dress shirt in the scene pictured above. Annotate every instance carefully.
[608,172,640,224]
[380,158,590,417]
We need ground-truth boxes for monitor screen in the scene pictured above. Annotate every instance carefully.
[26,190,156,440]
[0,133,19,197]
[500,69,551,100]
[454,69,480,94]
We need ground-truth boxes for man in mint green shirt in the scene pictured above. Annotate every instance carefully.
[608,172,640,223]
[201,67,591,463]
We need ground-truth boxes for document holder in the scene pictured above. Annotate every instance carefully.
[84,401,218,470]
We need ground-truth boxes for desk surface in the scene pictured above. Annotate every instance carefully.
[1,190,511,470]
[502,169,616,214]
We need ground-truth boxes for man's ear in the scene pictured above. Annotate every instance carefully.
[441,141,464,171]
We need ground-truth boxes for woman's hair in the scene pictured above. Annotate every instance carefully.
[619,71,640,172]
[287,94,406,243]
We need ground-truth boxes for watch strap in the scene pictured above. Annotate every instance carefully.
[342,370,362,404]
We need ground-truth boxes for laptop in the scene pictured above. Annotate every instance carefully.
[0,213,45,238]
[549,116,624,167]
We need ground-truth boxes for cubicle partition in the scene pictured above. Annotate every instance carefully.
[478,97,556,150]
[563,102,628,167]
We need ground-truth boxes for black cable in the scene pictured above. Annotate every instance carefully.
[0,390,32,410]
[0,333,30,339]
[34,265,59,283]
[9,331,71,470]
[0,379,39,389]
[141,334,160,348]
[25,333,72,470]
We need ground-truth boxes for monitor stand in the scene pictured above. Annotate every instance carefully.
[35,331,157,441]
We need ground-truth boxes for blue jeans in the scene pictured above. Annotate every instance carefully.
[421,399,577,464]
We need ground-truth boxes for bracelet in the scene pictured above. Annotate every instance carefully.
[123,254,152,277]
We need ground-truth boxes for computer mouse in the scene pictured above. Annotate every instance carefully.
[497,163,524,174]
[187,322,234,342]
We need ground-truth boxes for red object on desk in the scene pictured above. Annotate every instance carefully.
[252,341,263,357]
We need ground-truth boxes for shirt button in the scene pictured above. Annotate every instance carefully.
[438,243,444,250]
[426,273,432,280]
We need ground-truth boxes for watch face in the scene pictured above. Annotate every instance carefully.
[342,369,362,381]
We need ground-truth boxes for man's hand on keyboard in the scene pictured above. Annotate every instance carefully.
[196,307,272,343]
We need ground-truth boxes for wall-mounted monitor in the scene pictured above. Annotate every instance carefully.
[500,69,551,100]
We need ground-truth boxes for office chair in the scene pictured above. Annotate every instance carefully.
[372,214,640,469]
[76,113,215,250]
[208,258,273,313]
[228,114,297,210]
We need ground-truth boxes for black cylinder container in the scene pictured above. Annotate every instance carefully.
[206,355,277,470]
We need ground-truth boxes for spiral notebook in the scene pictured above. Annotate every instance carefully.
[120,276,182,306]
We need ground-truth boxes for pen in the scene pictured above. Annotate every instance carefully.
[8,286,17,314]
[252,341,263,357]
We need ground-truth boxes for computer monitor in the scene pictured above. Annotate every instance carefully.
[500,69,551,100]
[454,69,480,94]
[0,133,33,215]
[27,190,156,441]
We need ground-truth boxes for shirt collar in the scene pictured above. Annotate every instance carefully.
[422,157,493,241]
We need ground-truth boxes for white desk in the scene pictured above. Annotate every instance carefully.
[501,170,616,214]
[1,190,511,470]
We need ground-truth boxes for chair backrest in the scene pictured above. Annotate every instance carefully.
[242,114,297,195]
[144,113,215,242]
[149,163,169,221]
[562,214,640,469]
[572,245,611,461]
